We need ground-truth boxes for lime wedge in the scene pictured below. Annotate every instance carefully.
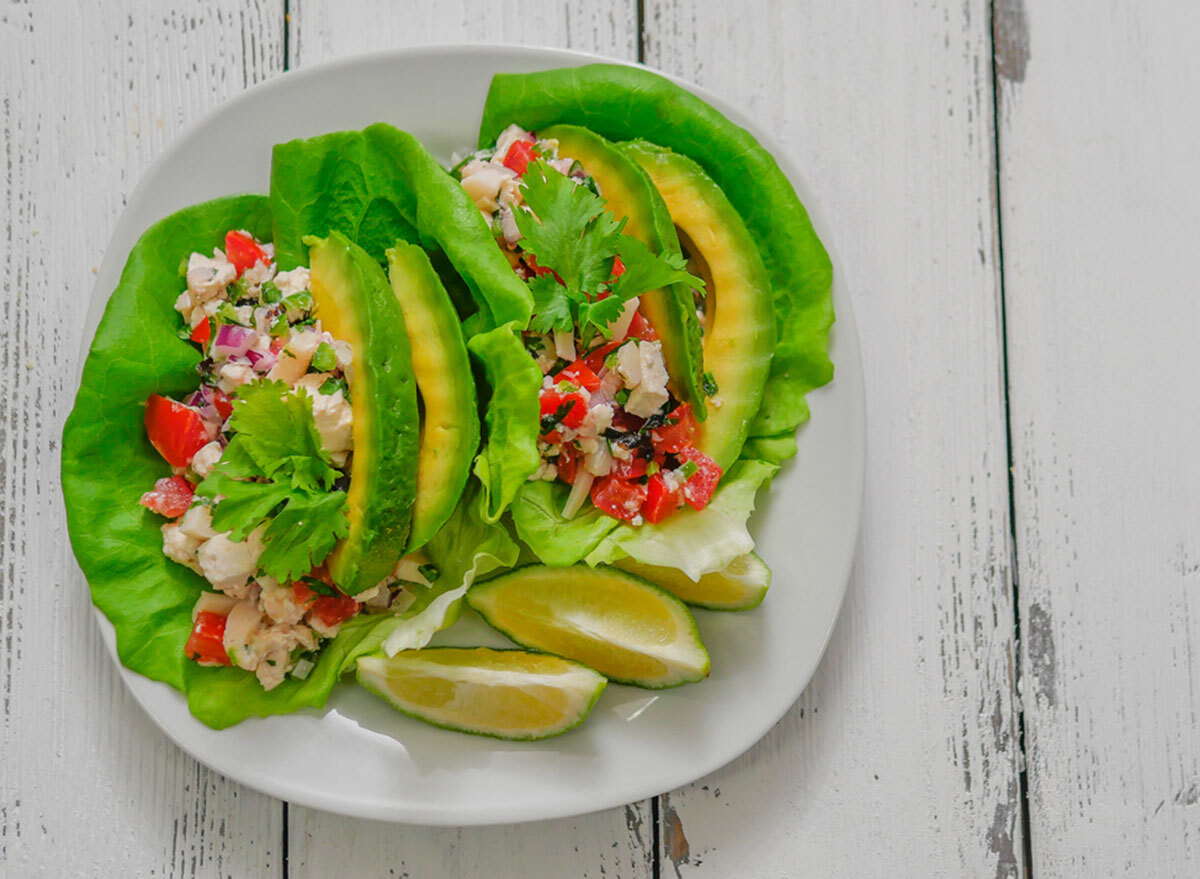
[357,647,606,740]
[466,565,710,689]
[614,552,771,610]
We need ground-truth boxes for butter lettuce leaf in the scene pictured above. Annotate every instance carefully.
[511,480,621,567]
[480,64,834,461]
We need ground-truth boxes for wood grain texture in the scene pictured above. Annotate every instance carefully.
[643,2,1024,876]
[0,3,284,876]
[283,3,653,877]
[999,2,1200,874]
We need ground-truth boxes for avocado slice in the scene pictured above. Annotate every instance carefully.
[620,142,776,469]
[539,124,706,418]
[385,241,480,552]
[308,232,419,594]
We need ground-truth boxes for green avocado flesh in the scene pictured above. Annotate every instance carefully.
[620,142,775,470]
[308,232,419,593]
[386,241,480,552]
[539,124,706,418]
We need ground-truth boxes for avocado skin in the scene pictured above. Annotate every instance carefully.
[386,240,479,553]
[620,141,775,470]
[308,232,419,594]
[540,124,707,419]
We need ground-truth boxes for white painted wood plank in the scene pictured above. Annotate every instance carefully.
[283,3,653,877]
[1,3,285,876]
[643,2,1024,876]
[998,1,1200,874]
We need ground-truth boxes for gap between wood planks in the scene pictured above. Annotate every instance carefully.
[990,0,1033,878]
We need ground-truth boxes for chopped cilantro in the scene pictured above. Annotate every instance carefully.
[310,342,337,373]
[282,291,314,322]
[259,280,282,304]
[514,159,705,345]
[702,371,719,397]
[299,575,339,597]
[194,380,348,583]
[319,376,348,397]
[214,301,248,327]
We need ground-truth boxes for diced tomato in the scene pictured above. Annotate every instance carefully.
[590,475,648,523]
[643,474,684,524]
[583,340,620,373]
[611,255,626,279]
[185,611,231,666]
[525,253,563,284]
[189,319,211,347]
[627,310,659,341]
[502,139,539,176]
[209,387,234,421]
[311,594,361,628]
[139,476,195,518]
[554,360,602,392]
[224,230,270,276]
[556,444,578,485]
[145,394,212,468]
[292,581,316,603]
[540,389,588,429]
[678,447,723,511]
[650,403,698,453]
[611,451,648,480]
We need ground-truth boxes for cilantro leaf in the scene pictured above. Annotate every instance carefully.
[527,274,574,335]
[258,490,350,583]
[611,235,706,302]
[194,379,348,583]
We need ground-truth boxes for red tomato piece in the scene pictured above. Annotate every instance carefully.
[642,474,684,524]
[186,611,231,666]
[590,475,648,523]
[139,476,195,518]
[650,404,698,454]
[611,451,649,480]
[611,255,626,279]
[627,311,659,342]
[678,448,723,511]
[224,230,270,276]
[145,394,211,468]
[583,341,620,373]
[556,444,578,485]
[189,319,211,346]
[502,139,539,175]
[554,360,602,392]
[540,389,588,429]
[209,387,234,421]
[311,594,361,628]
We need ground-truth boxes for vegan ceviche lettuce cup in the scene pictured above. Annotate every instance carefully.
[62,61,833,739]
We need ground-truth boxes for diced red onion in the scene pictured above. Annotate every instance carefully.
[212,323,257,358]
[246,348,277,373]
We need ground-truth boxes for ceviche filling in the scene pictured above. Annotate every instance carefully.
[455,125,721,526]
[142,230,432,689]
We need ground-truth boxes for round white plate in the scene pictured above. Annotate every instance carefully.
[80,45,864,825]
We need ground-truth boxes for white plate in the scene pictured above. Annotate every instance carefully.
[80,45,865,825]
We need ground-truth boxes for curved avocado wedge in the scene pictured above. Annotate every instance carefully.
[386,241,480,552]
[308,232,419,594]
[466,564,710,689]
[540,124,706,418]
[614,552,770,611]
[621,141,775,470]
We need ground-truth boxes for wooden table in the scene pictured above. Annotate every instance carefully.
[2,1,1194,875]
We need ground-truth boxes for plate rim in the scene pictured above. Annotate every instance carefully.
[75,42,866,825]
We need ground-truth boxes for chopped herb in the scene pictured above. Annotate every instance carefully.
[310,342,337,373]
[214,301,249,327]
[417,564,441,584]
[318,376,348,397]
[702,371,719,397]
[228,278,254,305]
[604,349,621,370]
[615,388,630,405]
[298,575,339,597]
[282,291,314,322]
[259,280,282,304]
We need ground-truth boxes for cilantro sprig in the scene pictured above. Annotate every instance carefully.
[515,159,705,343]
[195,380,349,583]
